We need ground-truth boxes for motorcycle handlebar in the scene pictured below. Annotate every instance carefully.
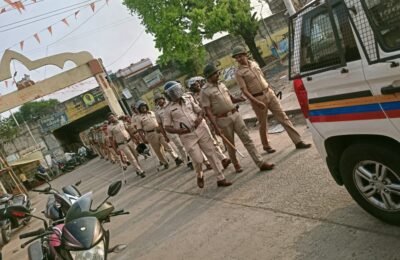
[32,187,51,193]
[19,228,45,239]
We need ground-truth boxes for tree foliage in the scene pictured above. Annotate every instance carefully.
[123,0,265,75]
[16,99,60,122]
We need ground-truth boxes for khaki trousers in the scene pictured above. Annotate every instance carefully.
[147,131,178,165]
[252,88,301,147]
[91,144,104,158]
[118,140,142,172]
[204,123,226,160]
[109,147,126,169]
[168,133,189,164]
[216,111,264,167]
[179,121,225,181]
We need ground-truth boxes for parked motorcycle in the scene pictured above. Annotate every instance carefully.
[32,173,81,223]
[0,193,32,244]
[9,180,128,259]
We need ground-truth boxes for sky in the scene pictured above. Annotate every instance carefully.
[0,0,271,116]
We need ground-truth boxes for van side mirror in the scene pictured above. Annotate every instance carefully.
[107,180,122,197]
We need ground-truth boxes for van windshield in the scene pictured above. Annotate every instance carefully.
[362,0,400,51]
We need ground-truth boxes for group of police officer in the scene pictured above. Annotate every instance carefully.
[87,46,311,189]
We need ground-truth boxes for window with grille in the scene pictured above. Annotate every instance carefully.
[362,0,400,51]
[299,2,361,73]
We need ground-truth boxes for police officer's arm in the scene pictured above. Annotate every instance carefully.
[200,90,221,135]
[155,112,170,142]
[189,96,204,128]
[235,72,265,109]
[203,106,221,136]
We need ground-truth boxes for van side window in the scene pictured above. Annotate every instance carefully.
[362,0,400,51]
[300,3,361,73]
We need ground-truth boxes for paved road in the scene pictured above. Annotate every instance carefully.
[3,119,400,260]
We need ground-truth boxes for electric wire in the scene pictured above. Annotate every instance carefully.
[106,29,145,67]
[0,0,103,32]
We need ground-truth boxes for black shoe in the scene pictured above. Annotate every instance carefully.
[187,162,194,170]
[175,158,183,166]
[163,163,169,170]
[295,141,312,149]
[140,171,146,178]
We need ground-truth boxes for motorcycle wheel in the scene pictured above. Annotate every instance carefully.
[1,225,11,244]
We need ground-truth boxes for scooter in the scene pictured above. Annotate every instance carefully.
[9,180,128,259]
[0,193,32,244]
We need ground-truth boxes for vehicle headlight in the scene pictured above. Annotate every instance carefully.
[70,241,105,260]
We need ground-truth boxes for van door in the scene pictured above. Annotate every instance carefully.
[355,0,400,134]
[298,1,378,126]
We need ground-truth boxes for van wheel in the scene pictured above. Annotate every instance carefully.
[340,142,400,226]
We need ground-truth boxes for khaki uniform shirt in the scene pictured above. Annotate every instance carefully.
[200,82,235,115]
[136,111,159,132]
[109,121,130,144]
[163,94,201,130]
[155,102,170,125]
[235,60,269,95]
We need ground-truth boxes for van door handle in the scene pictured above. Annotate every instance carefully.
[340,68,349,74]
[381,85,400,94]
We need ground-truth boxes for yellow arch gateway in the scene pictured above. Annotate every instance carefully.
[0,50,123,115]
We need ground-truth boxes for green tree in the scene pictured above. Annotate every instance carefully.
[16,99,59,122]
[123,0,265,72]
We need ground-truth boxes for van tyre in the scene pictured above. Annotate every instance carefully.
[340,142,400,226]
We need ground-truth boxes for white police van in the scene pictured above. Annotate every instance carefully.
[289,0,400,225]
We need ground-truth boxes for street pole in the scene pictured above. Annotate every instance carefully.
[282,0,296,15]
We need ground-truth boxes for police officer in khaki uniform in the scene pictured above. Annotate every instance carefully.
[154,93,193,170]
[135,100,184,169]
[103,120,127,170]
[200,63,275,173]
[107,112,145,178]
[100,121,114,163]
[163,81,232,188]
[232,45,311,152]
[188,76,231,168]
[88,127,102,158]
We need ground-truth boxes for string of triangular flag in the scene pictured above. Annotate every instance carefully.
[1,0,41,15]
[2,0,111,89]
[6,0,106,51]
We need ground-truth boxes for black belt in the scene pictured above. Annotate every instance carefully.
[146,129,155,133]
[252,88,269,97]
[117,138,131,146]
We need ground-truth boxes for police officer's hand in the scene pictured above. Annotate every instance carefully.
[255,101,266,109]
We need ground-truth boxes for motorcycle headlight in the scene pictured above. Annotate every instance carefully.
[70,241,105,260]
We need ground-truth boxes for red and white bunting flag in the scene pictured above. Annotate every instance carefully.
[47,26,52,35]
[34,33,40,43]
[74,10,80,19]
[19,40,24,50]
[62,18,69,26]
[0,8,6,14]
[4,0,14,7]
[90,2,95,12]
[4,80,8,88]
[14,1,25,13]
